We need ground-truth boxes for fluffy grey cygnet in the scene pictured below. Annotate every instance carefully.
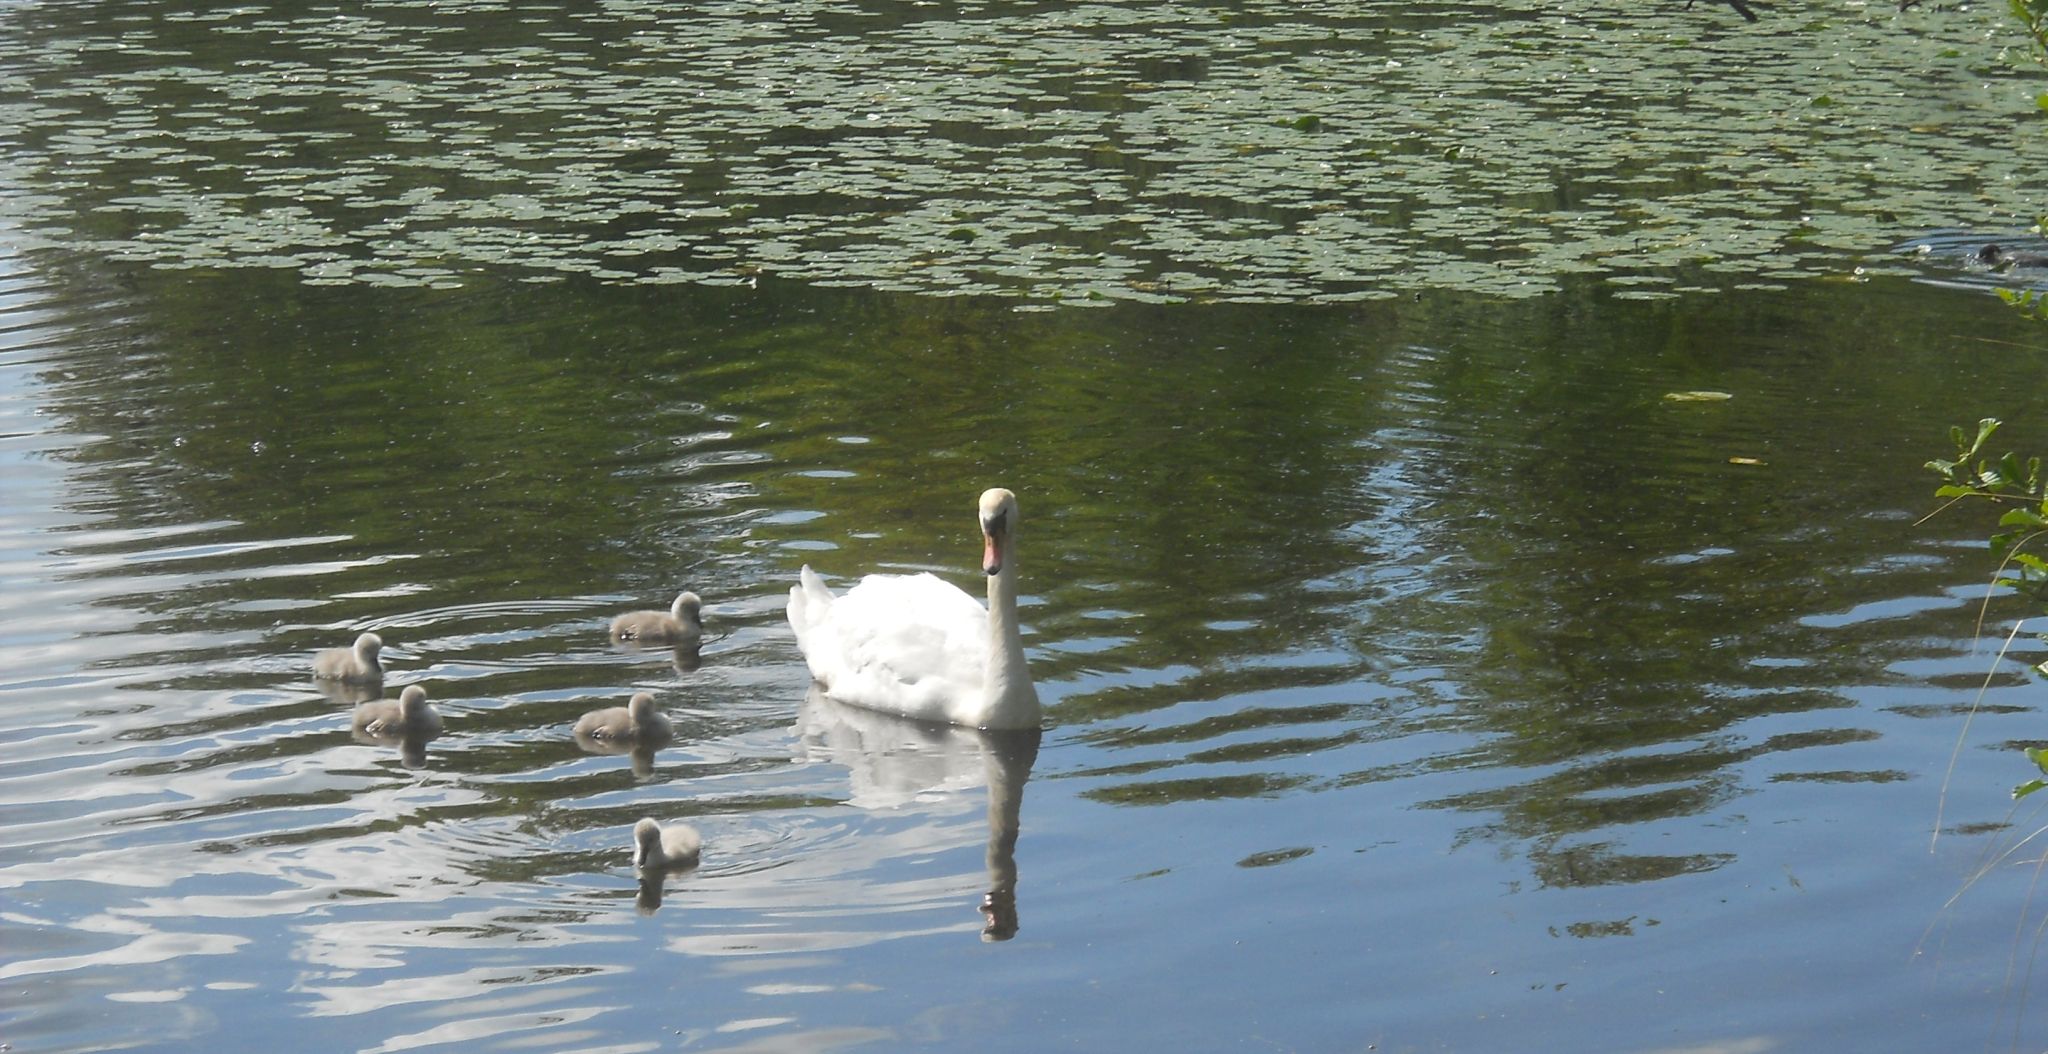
[610,592,703,645]
[573,691,674,743]
[633,817,702,871]
[313,632,384,683]
[351,685,442,736]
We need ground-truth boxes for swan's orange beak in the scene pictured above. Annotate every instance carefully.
[981,510,1006,576]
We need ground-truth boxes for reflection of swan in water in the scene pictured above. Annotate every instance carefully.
[797,688,1041,941]
[787,488,1040,730]
[313,632,384,683]
[634,817,702,914]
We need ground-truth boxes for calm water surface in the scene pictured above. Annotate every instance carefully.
[7,1,2048,1052]
[4,245,2048,1052]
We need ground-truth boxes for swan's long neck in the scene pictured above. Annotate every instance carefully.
[982,543,1040,729]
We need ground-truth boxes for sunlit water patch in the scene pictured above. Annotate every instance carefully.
[1,1,2046,303]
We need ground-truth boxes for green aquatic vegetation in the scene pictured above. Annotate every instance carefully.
[0,2,2045,302]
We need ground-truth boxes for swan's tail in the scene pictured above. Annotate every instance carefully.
[786,564,837,644]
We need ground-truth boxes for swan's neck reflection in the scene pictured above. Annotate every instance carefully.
[977,726,1037,941]
[798,689,1041,941]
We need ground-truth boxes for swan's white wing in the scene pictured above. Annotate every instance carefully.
[791,571,988,723]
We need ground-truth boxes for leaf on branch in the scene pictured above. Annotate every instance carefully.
[1999,507,2048,528]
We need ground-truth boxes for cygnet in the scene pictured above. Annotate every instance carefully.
[351,685,442,736]
[314,632,384,683]
[573,691,674,744]
[610,592,703,645]
[633,817,702,871]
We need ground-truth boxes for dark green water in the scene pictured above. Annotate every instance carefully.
[7,1,2048,1051]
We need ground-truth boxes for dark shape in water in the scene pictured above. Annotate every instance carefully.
[1977,243,2048,270]
[1687,0,1758,21]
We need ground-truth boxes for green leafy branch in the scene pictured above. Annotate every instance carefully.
[2000,287,2047,321]
[1925,419,2048,607]
[2017,746,2048,800]
[2016,0,2048,64]
[2016,0,2048,112]
[1923,420,2048,806]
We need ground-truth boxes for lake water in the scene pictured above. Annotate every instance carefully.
[6,2,2048,1052]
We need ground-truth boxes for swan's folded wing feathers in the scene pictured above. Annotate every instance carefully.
[798,572,988,720]
[787,565,835,640]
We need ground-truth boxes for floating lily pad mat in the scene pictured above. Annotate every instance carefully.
[0,0,2043,304]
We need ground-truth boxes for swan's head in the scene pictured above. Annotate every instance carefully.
[355,632,383,657]
[628,692,659,724]
[979,488,1018,576]
[633,817,662,866]
[671,592,702,622]
[398,684,430,719]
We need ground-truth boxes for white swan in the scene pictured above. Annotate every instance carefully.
[610,592,703,645]
[351,685,442,736]
[633,817,702,871]
[786,488,1040,730]
[314,632,384,683]
[573,691,674,743]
